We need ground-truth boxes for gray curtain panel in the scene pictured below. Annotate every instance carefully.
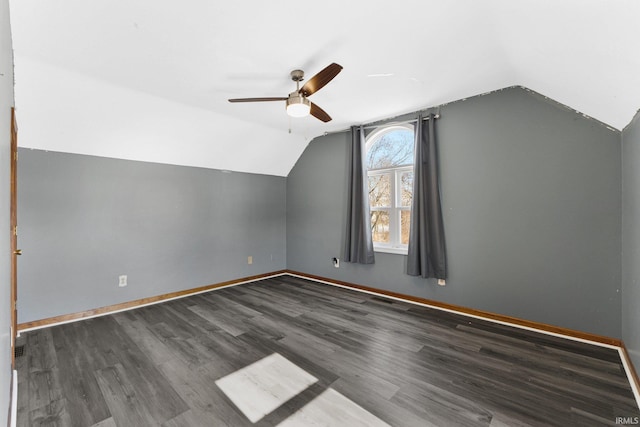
[343,125,375,264]
[407,113,447,278]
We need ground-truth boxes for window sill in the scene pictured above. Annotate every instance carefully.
[374,246,408,255]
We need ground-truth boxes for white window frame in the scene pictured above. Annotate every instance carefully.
[366,125,414,255]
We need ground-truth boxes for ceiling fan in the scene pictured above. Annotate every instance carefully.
[228,63,343,122]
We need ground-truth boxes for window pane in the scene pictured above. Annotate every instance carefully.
[370,211,390,243]
[401,210,411,245]
[400,171,413,207]
[368,174,391,207]
[367,128,414,170]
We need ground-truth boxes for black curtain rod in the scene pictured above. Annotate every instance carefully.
[323,114,440,136]
[359,114,440,130]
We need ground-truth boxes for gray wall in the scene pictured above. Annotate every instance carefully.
[0,0,13,421]
[18,150,286,323]
[287,86,622,338]
[16,86,627,341]
[622,112,640,369]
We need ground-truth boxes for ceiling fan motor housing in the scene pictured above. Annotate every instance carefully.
[286,92,311,117]
[228,63,341,122]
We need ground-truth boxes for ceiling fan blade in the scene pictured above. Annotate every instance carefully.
[228,97,287,103]
[310,102,332,122]
[299,63,343,97]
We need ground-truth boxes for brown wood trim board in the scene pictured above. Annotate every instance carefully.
[16,268,640,403]
[621,341,640,403]
[17,270,287,331]
[285,270,640,406]
[286,270,620,347]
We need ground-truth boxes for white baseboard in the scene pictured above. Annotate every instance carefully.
[10,370,17,427]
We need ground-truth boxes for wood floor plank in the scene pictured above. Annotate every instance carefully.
[87,318,189,422]
[145,321,216,368]
[89,417,117,427]
[17,275,640,426]
[21,329,63,416]
[111,316,174,367]
[187,304,248,337]
[94,363,159,427]
[156,357,253,426]
[161,408,229,427]
[391,382,494,427]
[48,322,111,427]
[27,398,73,426]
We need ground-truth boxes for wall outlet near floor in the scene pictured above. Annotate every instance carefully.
[248,256,253,265]
[437,279,446,286]
[332,257,339,268]
[119,275,127,287]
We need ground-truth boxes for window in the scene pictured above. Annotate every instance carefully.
[366,125,414,254]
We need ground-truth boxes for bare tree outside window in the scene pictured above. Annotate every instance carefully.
[366,127,414,251]
[367,129,414,168]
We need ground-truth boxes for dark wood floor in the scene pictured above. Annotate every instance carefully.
[16,275,640,426]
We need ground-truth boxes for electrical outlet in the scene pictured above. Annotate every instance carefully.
[332,257,339,268]
[248,256,253,265]
[437,279,446,286]
[119,275,127,287]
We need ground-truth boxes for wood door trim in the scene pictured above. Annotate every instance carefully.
[10,107,17,370]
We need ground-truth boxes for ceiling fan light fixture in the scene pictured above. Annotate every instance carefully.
[228,63,341,122]
[286,94,311,118]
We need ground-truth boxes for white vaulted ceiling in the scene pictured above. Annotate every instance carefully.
[9,0,640,176]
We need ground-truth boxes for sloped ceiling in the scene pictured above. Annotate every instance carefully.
[9,0,640,176]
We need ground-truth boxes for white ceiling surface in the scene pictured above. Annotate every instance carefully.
[10,0,640,177]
